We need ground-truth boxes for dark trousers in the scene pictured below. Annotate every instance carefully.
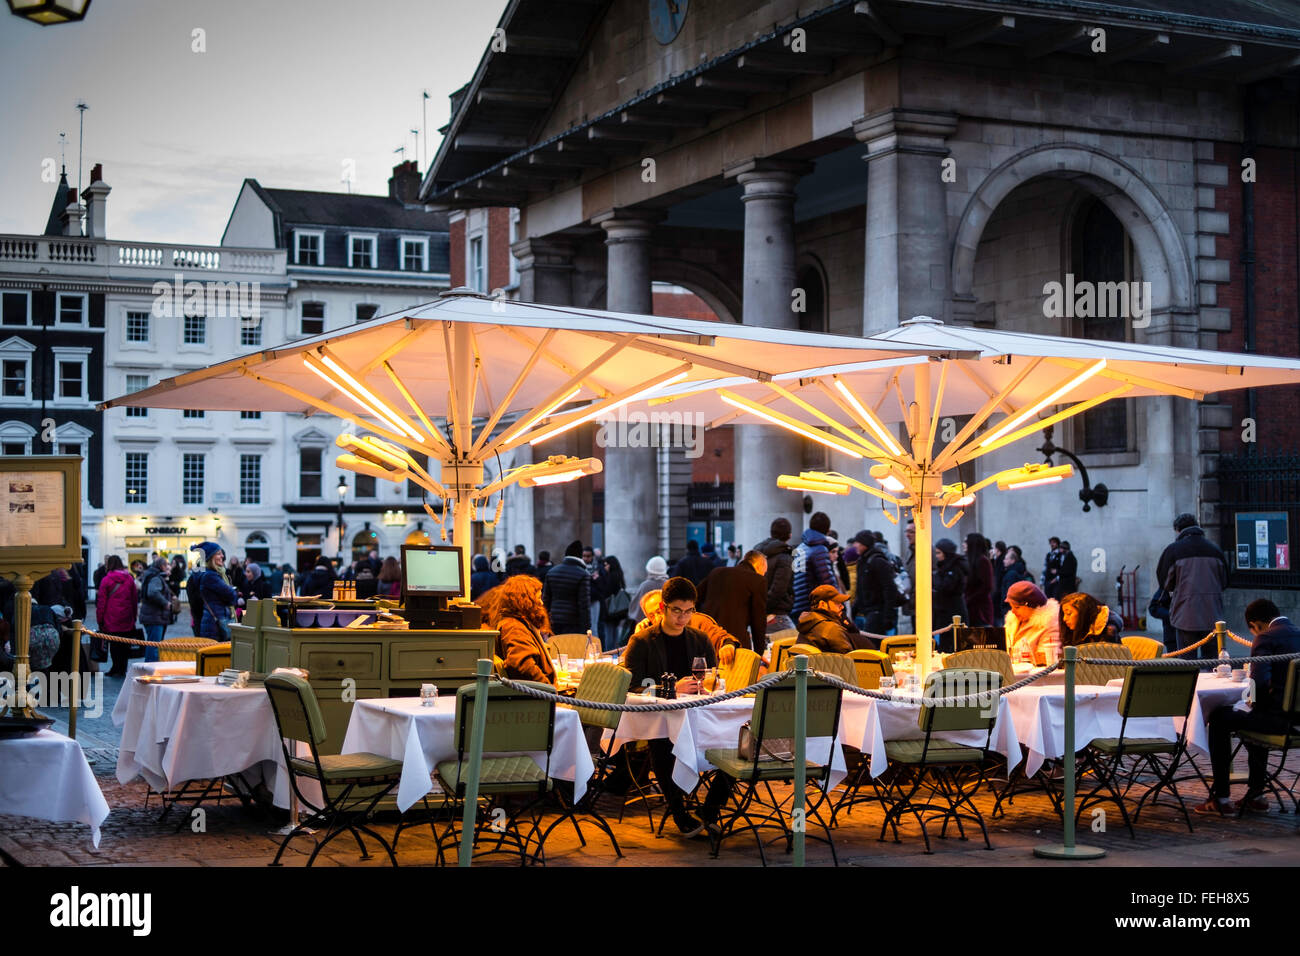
[106,629,133,675]
[1206,703,1288,798]
[646,737,732,820]
[1177,627,1216,660]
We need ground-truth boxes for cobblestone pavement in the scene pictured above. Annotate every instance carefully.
[4,726,1299,867]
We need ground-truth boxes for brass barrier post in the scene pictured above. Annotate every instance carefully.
[68,619,82,740]
[793,654,808,867]
[1214,621,1227,656]
[458,658,492,867]
[1034,646,1106,860]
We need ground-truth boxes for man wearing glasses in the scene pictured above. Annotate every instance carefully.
[621,576,729,835]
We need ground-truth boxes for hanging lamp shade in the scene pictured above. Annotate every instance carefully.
[7,0,92,25]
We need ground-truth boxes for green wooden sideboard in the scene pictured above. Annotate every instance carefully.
[231,599,496,753]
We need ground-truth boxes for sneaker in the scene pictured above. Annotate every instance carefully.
[1235,793,1269,813]
[1192,798,1233,817]
[673,812,705,838]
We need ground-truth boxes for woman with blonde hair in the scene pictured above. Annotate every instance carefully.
[491,574,556,685]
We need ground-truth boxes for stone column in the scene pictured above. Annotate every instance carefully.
[594,211,662,587]
[726,160,812,554]
[854,109,959,333]
[510,235,593,556]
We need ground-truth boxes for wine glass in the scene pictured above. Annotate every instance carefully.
[691,656,707,694]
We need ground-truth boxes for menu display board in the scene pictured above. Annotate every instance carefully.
[1235,511,1289,571]
[0,470,65,549]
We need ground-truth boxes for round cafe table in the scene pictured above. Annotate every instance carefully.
[0,729,109,846]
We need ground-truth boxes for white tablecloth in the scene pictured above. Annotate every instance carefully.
[0,730,109,846]
[341,697,594,812]
[838,692,1023,779]
[1007,673,1249,778]
[604,693,850,793]
[114,676,288,804]
[111,662,196,725]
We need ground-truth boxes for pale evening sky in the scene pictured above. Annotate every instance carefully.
[0,0,504,244]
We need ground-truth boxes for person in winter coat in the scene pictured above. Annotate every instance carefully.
[854,533,903,635]
[137,556,175,663]
[1058,541,1079,595]
[1058,591,1118,647]
[756,518,795,633]
[488,574,557,686]
[542,540,591,635]
[932,538,969,639]
[297,558,335,599]
[241,561,272,603]
[376,557,402,598]
[187,541,238,640]
[798,585,877,652]
[697,550,768,654]
[97,554,139,677]
[1003,581,1060,663]
[594,555,628,649]
[1156,512,1230,659]
[792,512,838,620]
[470,554,499,602]
[629,555,670,625]
[963,533,996,626]
[672,539,715,587]
[999,545,1035,614]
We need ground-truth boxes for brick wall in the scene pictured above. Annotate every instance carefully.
[692,425,733,483]
[449,218,466,287]
[488,207,512,291]
[652,289,716,320]
[1214,141,1300,456]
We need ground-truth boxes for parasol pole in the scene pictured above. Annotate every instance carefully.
[912,490,934,680]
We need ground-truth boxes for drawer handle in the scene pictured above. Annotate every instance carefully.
[437,657,446,664]
[336,659,345,667]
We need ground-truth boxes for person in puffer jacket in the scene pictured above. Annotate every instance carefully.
[542,540,590,635]
[1156,513,1229,659]
[791,512,837,619]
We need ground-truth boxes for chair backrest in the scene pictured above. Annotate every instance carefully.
[767,628,798,647]
[1282,659,1300,719]
[194,641,232,677]
[944,648,1014,685]
[847,649,892,689]
[919,668,1001,734]
[265,673,328,749]
[1073,642,1133,686]
[880,635,918,658]
[789,643,822,658]
[811,652,857,686]
[751,674,841,745]
[723,647,762,690]
[549,632,596,660]
[159,637,215,663]
[769,635,798,671]
[1121,635,1163,660]
[570,662,631,731]
[1118,666,1198,720]
[454,680,556,756]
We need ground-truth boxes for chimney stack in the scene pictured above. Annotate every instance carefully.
[388,160,421,204]
[82,163,110,239]
[60,192,85,237]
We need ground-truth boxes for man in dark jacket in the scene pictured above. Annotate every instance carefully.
[470,554,499,601]
[1042,537,1063,598]
[933,538,969,645]
[756,518,795,632]
[298,558,335,599]
[1196,599,1300,815]
[854,535,903,635]
[542,540,590,634]
[620,577,728,835]
[792,512,837,620]
[698,550,768,654]
[798,585,876,652]
[1058,540,1079,596]
[1157,513,1229,659]
[672,539,715,587]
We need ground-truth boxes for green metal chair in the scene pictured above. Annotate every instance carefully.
[548,632,598,661]
[877,668,1001,853]
[812,651,858,686]
[880,634,919,658]
[723,647,763,691]
[944,648,1014,686]
[536,661,629,858]
[1075,665,1199,837]
[1231,658,1300,814]
[264,673,404,867]
[703,674,843,866]
[1073,641,1133,686]
[769,635,798,672]
[434,680,557,865]
[847,648,892,690]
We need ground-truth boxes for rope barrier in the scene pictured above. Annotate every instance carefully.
[1229,629,1254,648]
[1161,632,1214,657]
[1073,651,1300,668]
[80,625,216,652]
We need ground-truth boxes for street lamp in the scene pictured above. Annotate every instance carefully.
[336,476,348,556]
[6,0,91,24]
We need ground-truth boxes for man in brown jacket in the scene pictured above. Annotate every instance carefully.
[698,550,769,655]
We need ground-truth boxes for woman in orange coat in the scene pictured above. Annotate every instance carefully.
[488,574,557,686]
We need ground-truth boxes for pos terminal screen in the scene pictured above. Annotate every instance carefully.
[402,546,464,596]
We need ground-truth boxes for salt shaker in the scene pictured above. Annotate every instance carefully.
[420,683,438,706]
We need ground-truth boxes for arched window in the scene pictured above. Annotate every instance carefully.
[245,531,270,564]
[1071,198,1132,453]
[352,528,379,563]
[794,260,827,333]
[405,529,432,547]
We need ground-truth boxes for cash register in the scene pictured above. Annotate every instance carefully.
[400,543,482,630]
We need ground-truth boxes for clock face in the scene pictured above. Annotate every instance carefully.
[649,0,688,44]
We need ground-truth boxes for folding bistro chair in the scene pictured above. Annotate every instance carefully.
[811,652,858,686]
[944,649,1014,686]
[769,635,798,672]
[549,632,599,661]
[703,674,843,865]
[1075,665,1199,837]
[434,680,559,865]
[877,668,1001,853]
[722,647,762,691]
[880,635,919,659]
[847,649,892,690]
[1121,636,1164,661]
[264,673,403,867]
[1231,658,1300,814]
[1073,642,1133,685]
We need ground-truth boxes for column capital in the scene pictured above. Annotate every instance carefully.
[854,108,959,160]
[724,159,814,204]
[592,208,665,244]
[510,236,576,270]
